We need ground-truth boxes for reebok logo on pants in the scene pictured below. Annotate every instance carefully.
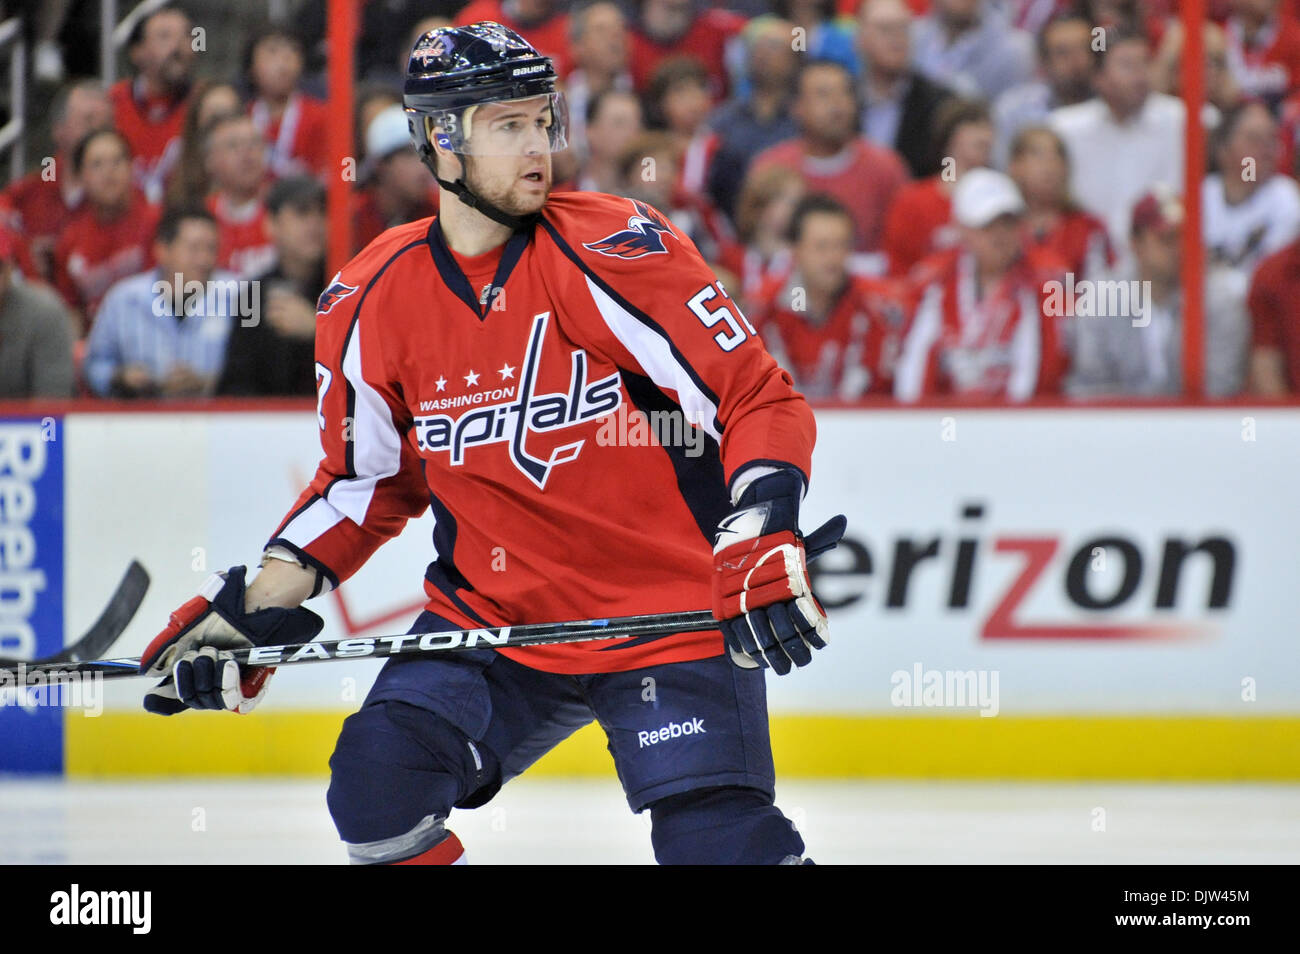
[638,718,705,748]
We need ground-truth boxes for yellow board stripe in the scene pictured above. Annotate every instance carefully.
[65,713,1300,779]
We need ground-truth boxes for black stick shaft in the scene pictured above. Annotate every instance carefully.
[0,610,719,682]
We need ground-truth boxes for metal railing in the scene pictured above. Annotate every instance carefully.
[0,18,26,181]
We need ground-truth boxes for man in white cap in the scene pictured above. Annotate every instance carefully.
[894,167,1068,401]
[353,104,440,251]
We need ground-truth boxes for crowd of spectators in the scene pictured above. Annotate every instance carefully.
[4,0,1300,403]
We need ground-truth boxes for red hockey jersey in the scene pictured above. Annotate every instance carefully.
[268,191,815,673]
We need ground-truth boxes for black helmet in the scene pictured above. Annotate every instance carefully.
[403,22,568,228]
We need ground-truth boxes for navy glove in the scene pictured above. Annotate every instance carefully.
[139,565,324,714]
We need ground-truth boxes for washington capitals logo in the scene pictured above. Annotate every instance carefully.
[316,278,358,315]
[411,35,448,69]
[583,200,677,259]
[413,312,622,489]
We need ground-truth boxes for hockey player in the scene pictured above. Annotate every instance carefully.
[138,22,843,865]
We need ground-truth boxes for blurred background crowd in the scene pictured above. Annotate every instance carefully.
[2,0,1300,404]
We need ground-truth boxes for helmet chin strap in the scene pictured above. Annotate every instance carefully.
[434,153,537,231]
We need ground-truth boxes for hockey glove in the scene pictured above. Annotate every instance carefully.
[139,565,324,715]
[712,469,847,675]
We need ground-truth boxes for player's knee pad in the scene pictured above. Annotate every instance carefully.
[648,785,809,865]
[327,700,492,861]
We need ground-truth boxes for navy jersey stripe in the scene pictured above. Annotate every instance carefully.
[621,369,729,544]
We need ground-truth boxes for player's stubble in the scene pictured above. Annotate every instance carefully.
[461,153,553,218]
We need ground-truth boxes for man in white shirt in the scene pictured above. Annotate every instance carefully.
[1049,28,1188,269]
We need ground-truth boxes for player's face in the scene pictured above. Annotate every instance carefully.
[460,98,556,215]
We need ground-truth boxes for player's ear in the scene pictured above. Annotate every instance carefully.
[426,118,454,176]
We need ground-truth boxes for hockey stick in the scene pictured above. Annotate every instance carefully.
[0,560,149,668]
[0,516,847,683]
[0,608,719,682]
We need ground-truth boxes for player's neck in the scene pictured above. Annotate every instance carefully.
[438,191,514,257]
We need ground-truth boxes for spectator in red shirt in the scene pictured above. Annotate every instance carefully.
[53,130,160,334]
[246,27,332,181]
[645,56,720,202]
[108,4,196,203]
[753,194,909,400]
[352,105,439,252]
[883,98,993,276]
[628,0,748,100]
[203,115,275,278]
[894,168,1067,401]
[455,1,573,77]
[1247,236,1300,393]
[748,59,911,262]
[165,81,244,210]
[1,81,112,281]
[1008,125,1114,282]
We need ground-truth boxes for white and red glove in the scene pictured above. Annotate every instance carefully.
[139,566,323,715]
[712,469,846,675]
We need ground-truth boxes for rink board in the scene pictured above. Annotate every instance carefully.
[2,404,1297,778]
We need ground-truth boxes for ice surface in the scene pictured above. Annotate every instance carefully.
[2,778,1297,864]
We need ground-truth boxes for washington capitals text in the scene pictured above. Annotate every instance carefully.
[413,312,622,488]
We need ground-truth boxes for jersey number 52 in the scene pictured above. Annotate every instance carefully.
[688,281,756,353]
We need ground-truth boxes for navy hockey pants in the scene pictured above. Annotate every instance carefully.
[326,610,806,863]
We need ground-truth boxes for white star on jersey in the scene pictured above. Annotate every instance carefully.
[499,363,515,380]
[464,370,480,387]
[435,376,447,391]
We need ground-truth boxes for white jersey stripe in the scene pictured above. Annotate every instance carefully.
[320,318,405,525]
[583,273,722,441]
[275,495,346,552]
